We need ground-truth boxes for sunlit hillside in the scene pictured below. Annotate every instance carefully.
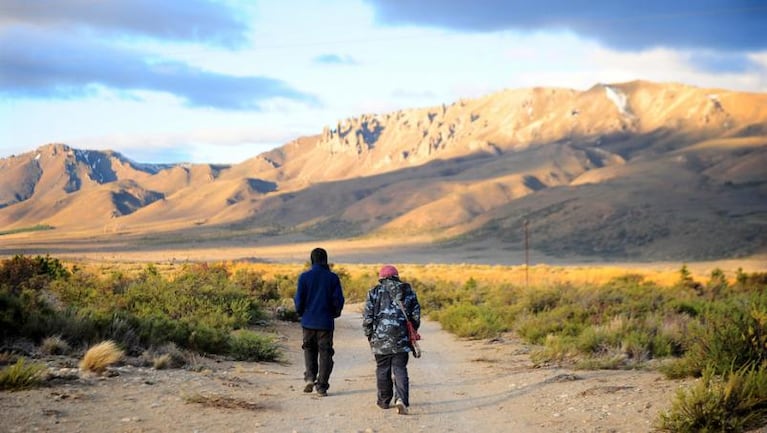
[1,81,765,263]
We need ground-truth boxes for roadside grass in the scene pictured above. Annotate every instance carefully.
[0,358,48,391]
[415,267,767,432]
[1,255,281,363]
[2,254,765,429]
[657,365,767,432]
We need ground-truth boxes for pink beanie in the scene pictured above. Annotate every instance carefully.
[379,265,399,279]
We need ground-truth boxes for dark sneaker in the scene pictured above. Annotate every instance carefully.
[377,402,390,409]
[394,399,408,415]
[303,381,314,393]
[317,389,328,397]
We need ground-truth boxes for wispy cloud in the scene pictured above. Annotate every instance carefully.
[0,0,318,109]
[0,28,317,109]
[2,0,764,164]
[313,54,359,65]
[686,52,759,74]
[0,0,248,47]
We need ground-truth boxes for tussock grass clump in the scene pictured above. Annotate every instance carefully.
[40,335,70,355]
[158,343,186,368]
[79,340,124,374]
[152,354,172,370]
[0,358,48,391]
[658,365,767,432]
[138,342,187,369]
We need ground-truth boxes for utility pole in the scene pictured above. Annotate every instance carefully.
[524,219,530,289]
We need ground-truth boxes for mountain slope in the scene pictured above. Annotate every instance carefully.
[1,81,765,261]
[0,144,229,230]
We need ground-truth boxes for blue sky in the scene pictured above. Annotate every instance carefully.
[1,0,766,164]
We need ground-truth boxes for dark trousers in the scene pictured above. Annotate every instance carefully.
[375,352,410,407]
[302,328,334,392]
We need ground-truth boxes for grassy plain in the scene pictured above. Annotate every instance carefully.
[65,257,756,295]
[2,253,766,431]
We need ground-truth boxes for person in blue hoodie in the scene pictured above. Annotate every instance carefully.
[294,247,345,396]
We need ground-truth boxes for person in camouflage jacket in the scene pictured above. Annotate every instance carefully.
[362,265,421,414]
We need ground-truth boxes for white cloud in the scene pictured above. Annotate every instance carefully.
[2,0,765,165]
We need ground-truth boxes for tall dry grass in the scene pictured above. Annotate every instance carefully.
[62,258,732,290]
[79,340,124,374]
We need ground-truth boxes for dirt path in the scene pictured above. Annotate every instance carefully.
[1,305,689,433]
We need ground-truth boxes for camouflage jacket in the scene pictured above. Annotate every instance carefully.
[362,277,421,355]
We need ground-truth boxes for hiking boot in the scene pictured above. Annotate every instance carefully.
[394,399,408,415]
[303,381,314,393]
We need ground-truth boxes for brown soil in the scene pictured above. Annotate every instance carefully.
[2,305,699,433]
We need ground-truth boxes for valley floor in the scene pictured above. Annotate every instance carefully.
[2,233,765,278]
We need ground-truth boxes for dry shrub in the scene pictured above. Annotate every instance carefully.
[157,342,187,368]
[40,336,71,355]
[140,343,186,370]
[79,340,124,374]
[153,353,172,370]
[183,392,263,411]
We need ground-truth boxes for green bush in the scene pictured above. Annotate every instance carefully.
[0,358,48,391]
[0,254,69,296]
[574,324,620,355]
[412,278,454,312]
[658,364,767,432]
[515,303,587,344]
[680,292,767,377]
[0,255,72,342]
[273,273,298,301]
[0,256,284,361]
[435,303,508,339]
[231,269,269,300]
[521,286,563,313]
[227,330,280,362]
[185,324,228,354]
[658,357,698,379]
[530,334,582,366]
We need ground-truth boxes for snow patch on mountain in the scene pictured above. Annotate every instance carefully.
[604,86,632,117]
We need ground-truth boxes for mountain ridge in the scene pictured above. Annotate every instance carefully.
[1,80,766,262]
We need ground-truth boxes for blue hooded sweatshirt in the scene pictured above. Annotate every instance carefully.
[294,264,345,330]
